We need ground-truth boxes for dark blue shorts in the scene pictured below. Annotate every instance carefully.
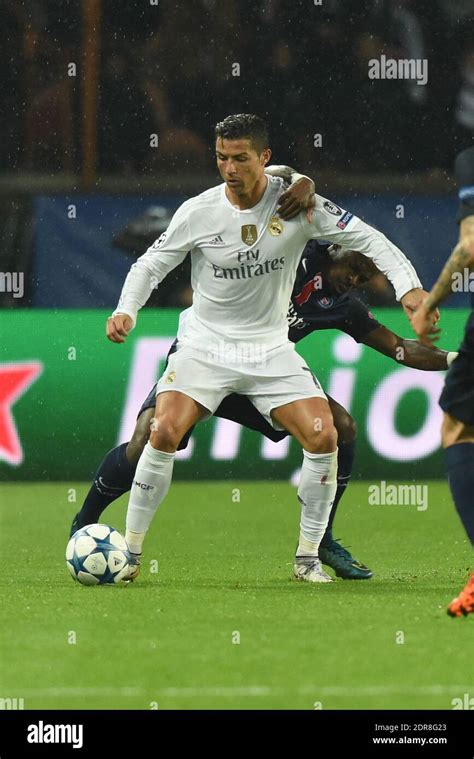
[439,312,474,426]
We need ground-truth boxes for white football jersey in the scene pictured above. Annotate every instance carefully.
[114,176,421,349]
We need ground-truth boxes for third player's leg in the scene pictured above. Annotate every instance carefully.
[442,411,474,546]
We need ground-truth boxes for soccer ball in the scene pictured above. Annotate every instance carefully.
[66,524,131,585]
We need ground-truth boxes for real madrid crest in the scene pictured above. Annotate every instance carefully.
[241,224,257,246]
[165,371,176,384]
[267,215,284,236]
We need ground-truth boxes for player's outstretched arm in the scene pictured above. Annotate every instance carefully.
[413,148,474,345]
[303,193,433,326]
[265,164,315,221]
[107,201,192,338]
[362,326,457,370]
[412,217,474,345]
[265,164,298,182]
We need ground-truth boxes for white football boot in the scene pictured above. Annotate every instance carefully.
[293,555,333,583]
[125,552,141,582]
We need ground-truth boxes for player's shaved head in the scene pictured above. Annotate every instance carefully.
[329,245,378,279]
[215,114,269,154]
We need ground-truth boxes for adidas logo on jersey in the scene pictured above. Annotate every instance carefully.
[202,235,226,247]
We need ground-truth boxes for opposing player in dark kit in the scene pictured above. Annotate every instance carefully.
[413,146,474,617]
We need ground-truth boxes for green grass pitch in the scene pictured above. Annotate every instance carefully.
[0,481,472,710]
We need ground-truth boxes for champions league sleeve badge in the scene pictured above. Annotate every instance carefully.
[323,201,343,216]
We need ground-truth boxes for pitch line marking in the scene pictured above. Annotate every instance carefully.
[13,684,474,699]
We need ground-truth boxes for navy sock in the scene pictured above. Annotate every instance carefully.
[76,443,136,528]
[321,440,356,546]
[445,443,474,545]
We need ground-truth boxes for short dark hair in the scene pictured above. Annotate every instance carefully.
[215,114,269,153]
[328,246,378,282]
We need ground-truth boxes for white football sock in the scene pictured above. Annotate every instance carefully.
[125,529,146,556]
[296,449,338,557]
[125,442,175,552]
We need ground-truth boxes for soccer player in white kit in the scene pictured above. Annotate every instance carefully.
[107,114,431,583]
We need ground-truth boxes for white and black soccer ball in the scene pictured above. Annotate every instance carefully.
[66,524,131,585]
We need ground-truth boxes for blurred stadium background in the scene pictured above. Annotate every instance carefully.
[0,0,472,480]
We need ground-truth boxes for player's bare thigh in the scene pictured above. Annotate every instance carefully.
[271,396,337,453]
[127,394,350,461]
[441,412,474,447]
[148,391,209,453]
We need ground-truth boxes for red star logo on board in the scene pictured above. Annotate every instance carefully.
[0,362,43,466]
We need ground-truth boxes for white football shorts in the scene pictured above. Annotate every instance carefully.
[155,340,327,430]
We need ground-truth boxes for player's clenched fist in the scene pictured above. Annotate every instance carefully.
[106,313,133,343]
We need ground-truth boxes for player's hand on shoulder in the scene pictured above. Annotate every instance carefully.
[106,313,133,343]
[277,177,316,222]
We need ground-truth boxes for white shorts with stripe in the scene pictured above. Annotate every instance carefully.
[155,340,327,431]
